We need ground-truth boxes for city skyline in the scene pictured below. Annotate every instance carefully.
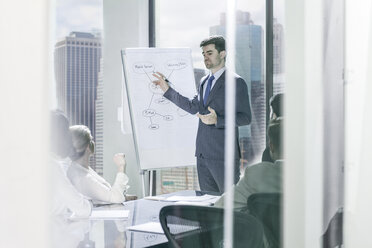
[56,0,284,68]
[210,10,267,166]
[55,1,281,38]
[54,3,284,192]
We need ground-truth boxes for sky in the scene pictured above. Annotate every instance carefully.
[55,0,284,67]
[156,0,282,68]
[55,0,103,39]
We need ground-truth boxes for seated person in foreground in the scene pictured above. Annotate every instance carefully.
[215,118,283,211]
[67,125,131,204]
[50,110,92,217]
[262,93,283,162]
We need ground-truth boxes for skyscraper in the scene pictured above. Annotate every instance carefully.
[193,68,207,88]
[95,58,104,175]
[273,18,285,94]
[54,31,102,169]
[210,11,265,166]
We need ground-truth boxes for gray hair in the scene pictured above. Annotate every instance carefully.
[69,125,94,160]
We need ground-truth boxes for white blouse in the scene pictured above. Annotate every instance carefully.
[67,161,129,204]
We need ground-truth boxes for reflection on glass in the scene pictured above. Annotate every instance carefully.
[54,0,104,175]
[54,32,102,174]
[156,1,269,194]
[51,216,90,248]
[215,118,283,210]
[209,10,266,168]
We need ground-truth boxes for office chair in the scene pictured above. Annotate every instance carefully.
[247,193,282,248]
[322,208,343,248]
[159,205,265,248]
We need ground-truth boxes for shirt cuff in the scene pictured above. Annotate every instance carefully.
[116,172,129,185]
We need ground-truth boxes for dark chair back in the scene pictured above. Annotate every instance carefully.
[322,208,343,248]
[159,205,265,248]
[247,193,282,248]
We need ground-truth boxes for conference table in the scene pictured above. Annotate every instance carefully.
[51,190,220,248]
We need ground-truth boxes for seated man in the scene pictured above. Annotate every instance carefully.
[262,93,283,162]
[214,118,283,211]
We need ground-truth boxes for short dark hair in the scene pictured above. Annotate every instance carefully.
[268,117,282,156]
[50,110,72,158]
[270,93,284,117]
[200,35,226,53]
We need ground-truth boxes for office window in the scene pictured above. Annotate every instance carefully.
[155,0,282,194]
[54,0,103,173]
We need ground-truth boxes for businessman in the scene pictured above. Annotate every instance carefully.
[153,35,251,193]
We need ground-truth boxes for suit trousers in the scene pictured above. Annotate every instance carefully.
[197,157,240,193]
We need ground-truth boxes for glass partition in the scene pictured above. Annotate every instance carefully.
[155,0,279,195]
[54,0,104,174]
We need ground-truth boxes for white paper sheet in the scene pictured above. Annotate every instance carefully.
[173,201,213,206]
[127,221,200,235]
[127,222,164,234]
[144,194,219,203]
[90,209,129,219]
[143,195,167,201]
[121,48,198,170]
[69,209,129,220]
[165,194,219,203]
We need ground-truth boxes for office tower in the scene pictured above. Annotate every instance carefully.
[273,18,285,94]
[193,68,207,88]
[95,58,104,176]
[54,31,102,170]
[210,11,252,92]
[210,11,265,166]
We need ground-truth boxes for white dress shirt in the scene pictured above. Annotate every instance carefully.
[202,67,226,97]
[67,161,129,204]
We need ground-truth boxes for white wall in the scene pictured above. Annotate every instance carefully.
[102,0,149,197]
[344,1,372,246]
[284,0,324,247]
[0,0,49,247]
[322,0,345,229]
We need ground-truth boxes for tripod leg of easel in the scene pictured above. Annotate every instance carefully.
[149,170,153,196]
[140,170,146,197]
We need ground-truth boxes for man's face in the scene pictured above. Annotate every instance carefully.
[202,44,226,71]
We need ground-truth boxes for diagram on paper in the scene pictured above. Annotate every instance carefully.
[132,59,190,130]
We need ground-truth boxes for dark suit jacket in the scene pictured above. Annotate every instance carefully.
[164,71,251,161]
